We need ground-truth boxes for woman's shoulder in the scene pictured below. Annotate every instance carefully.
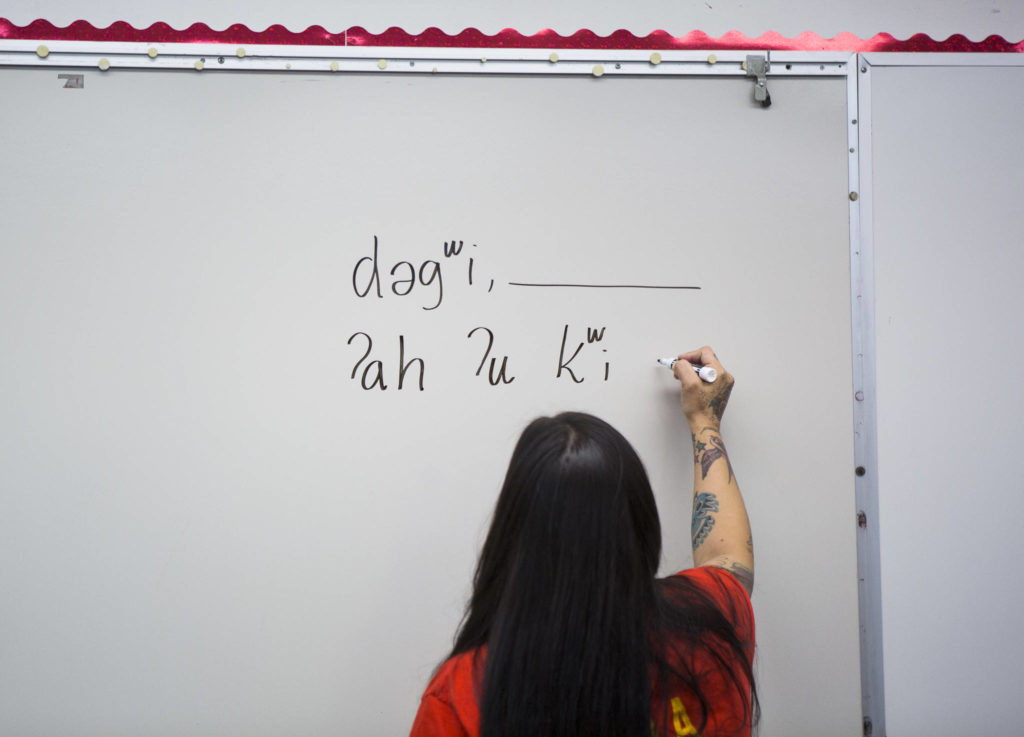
[423,648,482,699]
[410,649,485,737]
[662,566,755,641]
[669,564,750,595]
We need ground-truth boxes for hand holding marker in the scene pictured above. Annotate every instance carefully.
[658,357,717,383]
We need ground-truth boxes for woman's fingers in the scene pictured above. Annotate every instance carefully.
[677,346,721,374]
[673,358,703,391]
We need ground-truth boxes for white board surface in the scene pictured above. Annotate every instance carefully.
[0,63,860,736]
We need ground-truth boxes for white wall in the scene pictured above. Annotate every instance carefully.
[868,58,1024,736]
[2,0,1023,43]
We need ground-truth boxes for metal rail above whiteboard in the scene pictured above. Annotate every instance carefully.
[1,41,852,76]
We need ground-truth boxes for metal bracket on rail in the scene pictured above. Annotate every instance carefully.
[744,54,772,108]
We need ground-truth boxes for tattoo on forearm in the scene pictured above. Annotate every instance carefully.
[701,435,734,482]
[691,492,719,549]
[746,535,753,553]
[692,430,734,482]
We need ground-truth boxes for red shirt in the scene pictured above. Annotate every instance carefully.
[410,566,755,737]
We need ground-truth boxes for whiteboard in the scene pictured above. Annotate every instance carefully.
[865,56,1024,735]
[0,58,860,736]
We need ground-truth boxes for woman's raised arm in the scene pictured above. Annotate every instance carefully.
[673,346,754,595]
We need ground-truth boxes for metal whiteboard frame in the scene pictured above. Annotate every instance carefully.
[0,42,876,733]
[0,40,852,76]
[851,54,883,737]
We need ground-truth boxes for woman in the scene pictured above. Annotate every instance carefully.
[410,346,758,737]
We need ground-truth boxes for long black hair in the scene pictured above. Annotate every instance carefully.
[450,412,758,736]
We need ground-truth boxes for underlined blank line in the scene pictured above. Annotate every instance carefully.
[507,282,701,290]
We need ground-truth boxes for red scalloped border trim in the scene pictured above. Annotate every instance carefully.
[1,19,1021,52]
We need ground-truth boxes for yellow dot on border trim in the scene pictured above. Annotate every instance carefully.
[707,53,718,64]
[236,47,246,58]
[377,59,387,70]
[330,61,340,72]
[549,52,559,63]
[98,58,111,70]
[649,52,662,65]
[148,47,158,58]
[592,64,604,77]
[36,45,49,58]
[194,60,204,71]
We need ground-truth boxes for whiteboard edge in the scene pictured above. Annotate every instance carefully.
[852,53,886,737]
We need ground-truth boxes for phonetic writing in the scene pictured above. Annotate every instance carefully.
[346,324,608,391]
[346,234,698,392]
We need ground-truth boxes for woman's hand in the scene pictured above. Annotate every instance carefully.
[672,346,734,430]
